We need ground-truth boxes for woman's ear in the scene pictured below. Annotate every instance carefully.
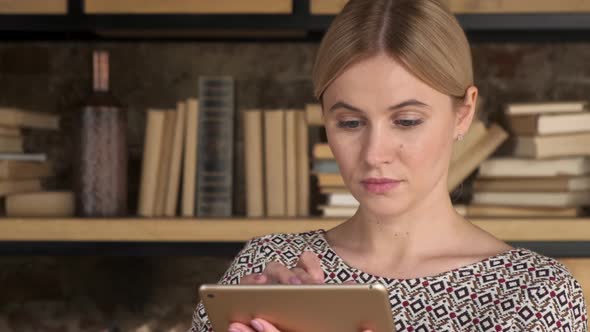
[454,86,478,139]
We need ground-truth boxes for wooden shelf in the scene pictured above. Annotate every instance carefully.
[84,0,292,14]
[310,0,590,15]
[0,217,589,242]
[0,0,66,14]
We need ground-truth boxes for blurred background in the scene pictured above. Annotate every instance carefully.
[0,1,589,331]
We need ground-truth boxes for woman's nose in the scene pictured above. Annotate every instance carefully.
[363,125,395,167]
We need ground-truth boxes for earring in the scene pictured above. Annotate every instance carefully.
[456,134,464,141]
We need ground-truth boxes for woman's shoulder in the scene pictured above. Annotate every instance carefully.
[500,247,578,284]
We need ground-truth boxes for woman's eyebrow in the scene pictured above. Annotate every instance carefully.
[328,99,431,113]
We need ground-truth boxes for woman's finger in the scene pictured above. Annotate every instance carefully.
[228,322,255,332]
[250,318,281,332]
[290,267,321,284]
[264,262,301,284]
[295,251,324,283]
[240,273,268,285]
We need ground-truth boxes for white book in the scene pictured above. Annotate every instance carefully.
[505,101,587,116]
[319,205,357,217]
[327,193,359,206]
[472,191,590,208]
[0,153,47,162]
[479,157,590,178]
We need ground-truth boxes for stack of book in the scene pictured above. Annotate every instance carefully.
[306,102,510,218]
[0,107,70,217]
[468,101,590,217]
[243,109,309,217]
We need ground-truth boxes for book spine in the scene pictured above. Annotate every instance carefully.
[285,110,298,217]
[164,102,187,217]
[182,99,199,217]
[244,110,265,217]
[295,110,310,216]
[264,110,286,216]
[138,110,166,217]
[196,77,235,217]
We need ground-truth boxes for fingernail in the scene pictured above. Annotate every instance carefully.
[288,276,302,284]
[228,327,241,332]
[251,319,264,332]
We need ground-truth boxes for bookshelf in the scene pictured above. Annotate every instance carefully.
[0,217,589,242]
[0,0,589,41]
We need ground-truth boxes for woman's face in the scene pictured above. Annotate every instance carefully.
[322,54,473,217]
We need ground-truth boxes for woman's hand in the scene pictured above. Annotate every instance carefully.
[240,251,324,285]
[228,319,374,332]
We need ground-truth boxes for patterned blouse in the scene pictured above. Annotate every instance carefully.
[190,230,588,331]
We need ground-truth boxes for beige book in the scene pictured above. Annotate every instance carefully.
[464,204,580,218]
[451,119,486,163]
[513,132,590,158]
[305,104,323,126]
[448,0,590,13]
[0,178,42,197]
[320,186,350,194]
[264,110,286,216]
[5,191,74,217]
[472,191,590,208]
[244,110,265,217]
[508,112,590,136]
[0,136,23,153]
[154,110,177,216]
[164,102,187,217]
[0,126,20,137]
[0,108,59,130]
[504,101,587,116]
[138,109,166,217]
[448,124,509,191]
[317,173,345,187]
[474,176,590,192]
[284,110,298,217]
[296,110,310,216]
[313,143,334,160]
[479,157,590,178]
[182,98,199,217]
[0,160,53,180]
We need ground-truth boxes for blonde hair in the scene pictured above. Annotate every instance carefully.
[312,0,473,102]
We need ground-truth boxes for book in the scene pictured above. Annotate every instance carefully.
[507,112,590,135]
[164,102,187,217]
[0,136,23,153]
[313,160,340,174]
[196,77,235,217]
[320,186,351,194]
[474,176,590,192]
[0,178,42,197]
[5,191,74,217]
[154,109,177,216]
[264,110,286,216]
[479,157,590,178]
[317,173,345,187]
[296,110,310,216]
[327,193,359,206]
[448,124,509,191]
[305,104,323,126]
[313,143,334,160]
[0,153,47,162]
[0,126,20,137]
[451,119,487,163]
[504,101,587,116]
[244,110,265,217]
[182,98,199,217]
[0,160,53,180]
[463,204,581,217]
[513,132,590,158]
[472,191,590,208]
[319,205,357,217]
[138,109,166,217]
[0,108,60,130]
[284,110,298,217]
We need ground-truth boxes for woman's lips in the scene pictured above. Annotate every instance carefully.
[360,178,401,194]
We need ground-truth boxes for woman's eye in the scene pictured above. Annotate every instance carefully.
[394,119,423,127]
[337,120,363,129]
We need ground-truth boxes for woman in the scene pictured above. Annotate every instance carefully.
[190,0,587,331]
